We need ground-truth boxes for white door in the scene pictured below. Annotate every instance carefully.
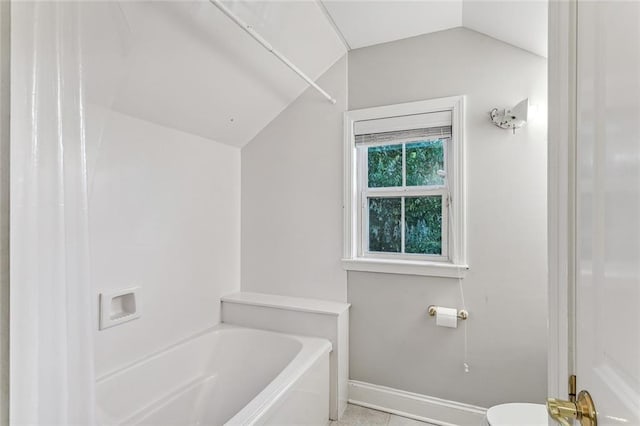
[575,0,640,424]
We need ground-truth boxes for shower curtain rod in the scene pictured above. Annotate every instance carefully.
[209,0,337,104]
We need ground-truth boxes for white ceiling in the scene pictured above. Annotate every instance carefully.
[80,0,546,149]
[321,0,548,57]
[462,1,548,57]
[81,1,346,148]
[321,1,463,50]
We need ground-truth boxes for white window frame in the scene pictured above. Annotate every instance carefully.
[342,96,468,278]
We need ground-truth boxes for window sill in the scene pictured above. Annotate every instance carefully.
[341,258,468,278]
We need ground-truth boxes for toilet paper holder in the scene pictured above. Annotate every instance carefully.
[427,305,469,320]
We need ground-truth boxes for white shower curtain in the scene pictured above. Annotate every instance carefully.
[10,1,96,424]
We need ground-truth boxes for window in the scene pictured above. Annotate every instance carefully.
[343,97,467,278]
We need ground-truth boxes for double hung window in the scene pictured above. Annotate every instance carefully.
[343,97,467,277]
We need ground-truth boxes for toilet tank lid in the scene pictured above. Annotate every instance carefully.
[487,403,548,426]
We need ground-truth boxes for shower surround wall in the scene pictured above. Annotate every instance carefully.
[78,0,343,379]
[87,105,240,375]
[241,27,547,408]
[74,0,345,383]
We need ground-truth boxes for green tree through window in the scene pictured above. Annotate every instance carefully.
[366,139,446,256]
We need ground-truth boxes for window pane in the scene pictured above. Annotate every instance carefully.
[406,140,445,186]
[405,196,442,255]
[368,145,402,187]
[368,197,401,253]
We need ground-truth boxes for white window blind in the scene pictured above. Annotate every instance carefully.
[354,110,451,134]
[354,110,452,146]
[354,126,451,146]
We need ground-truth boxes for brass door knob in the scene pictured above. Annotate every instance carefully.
[547,390,597,426]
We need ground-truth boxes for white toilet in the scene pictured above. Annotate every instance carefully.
[482,403,548,426]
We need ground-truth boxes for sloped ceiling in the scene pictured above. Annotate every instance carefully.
[321,0,547,57]
[81,1,546,149]
[320,1,463,49]
[462,1,548,57]
[81,1,346,148]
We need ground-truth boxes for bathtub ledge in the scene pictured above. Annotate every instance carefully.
[221,292,350,316]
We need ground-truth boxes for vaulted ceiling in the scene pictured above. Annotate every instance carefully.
[321,0,548,57]
[81,1,547,149]
[81,1,346,148]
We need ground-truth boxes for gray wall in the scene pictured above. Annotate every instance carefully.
[241,27,547,408]
[347,28,547,407]
[241,56,348,302]
[0,1,8,423]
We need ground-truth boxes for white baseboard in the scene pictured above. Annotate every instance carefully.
[348,380,487,426]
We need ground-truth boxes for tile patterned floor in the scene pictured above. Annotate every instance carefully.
[330,404,437,426]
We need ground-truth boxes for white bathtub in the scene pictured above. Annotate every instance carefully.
[96,325,332,425]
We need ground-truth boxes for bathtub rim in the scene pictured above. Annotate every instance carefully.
[225,327,331,425]
[96,324,332,425]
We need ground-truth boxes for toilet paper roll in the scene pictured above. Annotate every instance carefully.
[435,307,458,328]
